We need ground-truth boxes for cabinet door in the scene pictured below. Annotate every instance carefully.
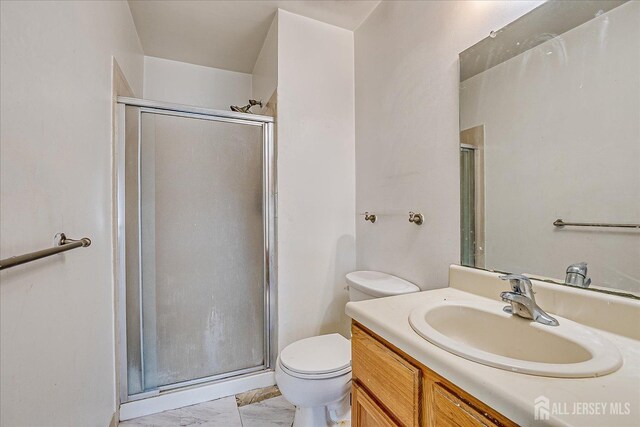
[352,324,421,426]
[424,379,515,427]
[353,383,399,427]
[429,382,489,427]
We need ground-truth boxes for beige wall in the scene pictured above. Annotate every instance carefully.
[252,16,278,114]
[460,2,640,292]
[143,56,252,110]
[0,1,143,426]
[276,9,356,348]
[354,1,543,290]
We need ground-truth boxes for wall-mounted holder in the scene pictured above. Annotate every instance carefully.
[409,211,424,225]
[0,232,91,271]
[364,212,377,223]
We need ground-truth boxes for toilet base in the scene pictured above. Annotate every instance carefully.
[292,392,351,427]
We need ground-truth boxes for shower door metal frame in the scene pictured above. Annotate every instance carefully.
[460,144,477,267]
[115,97,277,403]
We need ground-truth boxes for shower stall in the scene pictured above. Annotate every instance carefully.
[116,98,276,404]
[460,146,476,267]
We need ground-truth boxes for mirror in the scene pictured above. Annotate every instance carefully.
[458,0,639,297]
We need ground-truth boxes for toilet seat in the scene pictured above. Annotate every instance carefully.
[279,334,351,379]
[278,359,352,380]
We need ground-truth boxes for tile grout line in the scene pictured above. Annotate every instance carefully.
[236,398,244,427]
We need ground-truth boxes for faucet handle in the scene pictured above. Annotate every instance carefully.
[499,274,533,295]
[565,262,592,288]
[566,262,587,274]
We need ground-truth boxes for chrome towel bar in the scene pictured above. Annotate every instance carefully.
[0,233,91,271]
[553,219,640,229]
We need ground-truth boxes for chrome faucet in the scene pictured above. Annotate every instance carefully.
[565,262,591,288]
[499,274,559,326]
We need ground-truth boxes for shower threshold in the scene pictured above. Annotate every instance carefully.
[119,369,275,421]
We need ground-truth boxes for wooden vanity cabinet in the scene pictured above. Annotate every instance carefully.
[351,322,517,427]
[352,383,398,427]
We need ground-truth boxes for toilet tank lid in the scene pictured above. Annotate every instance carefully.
[280,334,351,375]
[346,271,420,298]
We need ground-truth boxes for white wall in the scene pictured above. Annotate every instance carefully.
[354,1,543,290]
[460,2,640,292]
[277,10,356,349]
[0,1,143,426]
[252,16,278,112]
[144,56,252,110]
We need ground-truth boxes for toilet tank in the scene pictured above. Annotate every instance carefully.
[346,271,420,302]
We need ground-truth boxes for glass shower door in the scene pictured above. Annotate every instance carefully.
[123,106,272,397]
[460,147,476,267]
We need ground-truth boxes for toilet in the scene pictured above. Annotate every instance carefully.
[276,271,420,426]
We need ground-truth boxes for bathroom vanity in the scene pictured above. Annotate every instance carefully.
[346,266,640,426]
[352,322,515,426]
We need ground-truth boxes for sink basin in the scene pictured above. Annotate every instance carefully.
[409,299,623,377]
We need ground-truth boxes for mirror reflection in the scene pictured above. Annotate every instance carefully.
[459,0,639,296]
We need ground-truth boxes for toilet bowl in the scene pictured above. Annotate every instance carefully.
[276,271,420,426]
[276,334,352,426]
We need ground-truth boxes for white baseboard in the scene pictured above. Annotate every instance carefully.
[119,370,275,421]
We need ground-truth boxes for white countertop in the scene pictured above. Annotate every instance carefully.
[345,267,640,427]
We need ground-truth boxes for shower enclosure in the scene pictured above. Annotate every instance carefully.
[116,98,276,403]
[460,146,476,267]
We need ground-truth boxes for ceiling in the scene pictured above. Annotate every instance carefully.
[128,0,381,74]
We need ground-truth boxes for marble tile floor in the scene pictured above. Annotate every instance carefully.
[119,394,296,427]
